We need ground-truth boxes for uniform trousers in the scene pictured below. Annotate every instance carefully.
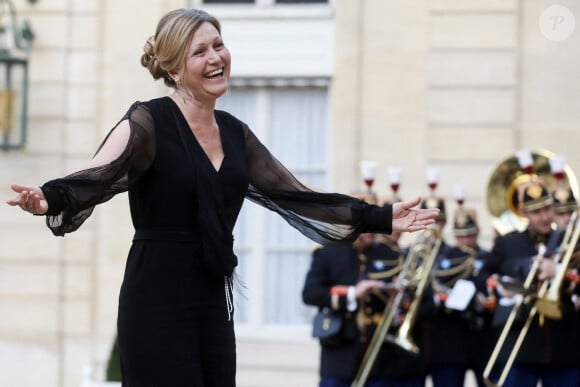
[320,376,424,387]
[428,365,465,387]
[502,365,580,387]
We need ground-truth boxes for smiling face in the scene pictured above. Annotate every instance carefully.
[173,22,231,103]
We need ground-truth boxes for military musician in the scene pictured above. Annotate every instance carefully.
[480,180,580,386]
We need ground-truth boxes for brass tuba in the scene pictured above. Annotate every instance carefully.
[486,149,578,236]
[351,224,441,387]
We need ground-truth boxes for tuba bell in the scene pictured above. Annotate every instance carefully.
[486,149,578,236]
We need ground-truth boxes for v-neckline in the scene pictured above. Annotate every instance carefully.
[166,96,225,174]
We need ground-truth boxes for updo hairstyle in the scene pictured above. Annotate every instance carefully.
[140,9,221,88]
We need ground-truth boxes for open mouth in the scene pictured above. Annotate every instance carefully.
[205,68,224,79]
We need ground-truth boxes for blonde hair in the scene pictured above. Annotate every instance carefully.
[140,8,221,87]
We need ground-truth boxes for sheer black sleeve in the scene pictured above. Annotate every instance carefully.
[41,102,156,236]
[242,125,391,245]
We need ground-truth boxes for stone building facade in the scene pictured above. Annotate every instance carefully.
[0,1,579,386]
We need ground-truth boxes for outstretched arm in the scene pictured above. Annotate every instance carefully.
[5,102,155,236]
[242,122,438,242]
[6,120,133,216]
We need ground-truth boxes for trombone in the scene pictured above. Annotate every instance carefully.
[384,227,441,353]
[483,209,580,387]
[535,209,580,318]
[351,225,441,387]
[482,150,580,387]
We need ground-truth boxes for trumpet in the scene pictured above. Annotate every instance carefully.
[351,225,441,387]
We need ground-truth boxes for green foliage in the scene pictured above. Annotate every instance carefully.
[106,336,122,381]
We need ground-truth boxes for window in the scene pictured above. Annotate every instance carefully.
[201,0,328,5]
[276,0,327,3]
[216,86,329,327]
[203,0,254,3]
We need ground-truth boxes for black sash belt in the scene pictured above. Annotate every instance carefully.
[133,230,201,244]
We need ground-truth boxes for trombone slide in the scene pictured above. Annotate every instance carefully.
[483,221,575,387]
[351,286,403,387]
[535,209,580,319]
[351,227,441,387]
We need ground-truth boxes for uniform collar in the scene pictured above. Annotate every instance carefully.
[527,227,550,245]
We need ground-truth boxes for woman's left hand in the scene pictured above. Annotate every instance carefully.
[392,197,439,233]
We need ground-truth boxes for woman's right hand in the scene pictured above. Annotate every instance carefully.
[6,184,48,215]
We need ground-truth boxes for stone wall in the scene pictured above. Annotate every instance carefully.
[1,1,579,386]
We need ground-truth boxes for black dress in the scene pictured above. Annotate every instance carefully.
[39,96,392,387]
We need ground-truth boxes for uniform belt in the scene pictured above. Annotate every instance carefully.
[358,312,384,326]
[133,230,201,244]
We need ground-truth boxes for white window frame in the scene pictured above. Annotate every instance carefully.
[190,0,335,19]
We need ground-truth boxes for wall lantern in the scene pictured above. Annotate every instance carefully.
[0,0,35,150]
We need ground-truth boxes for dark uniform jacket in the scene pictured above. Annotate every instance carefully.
[461,246,495,375]
[480,228,580,366]
[302,242,398,379]
[419,241,481,368]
